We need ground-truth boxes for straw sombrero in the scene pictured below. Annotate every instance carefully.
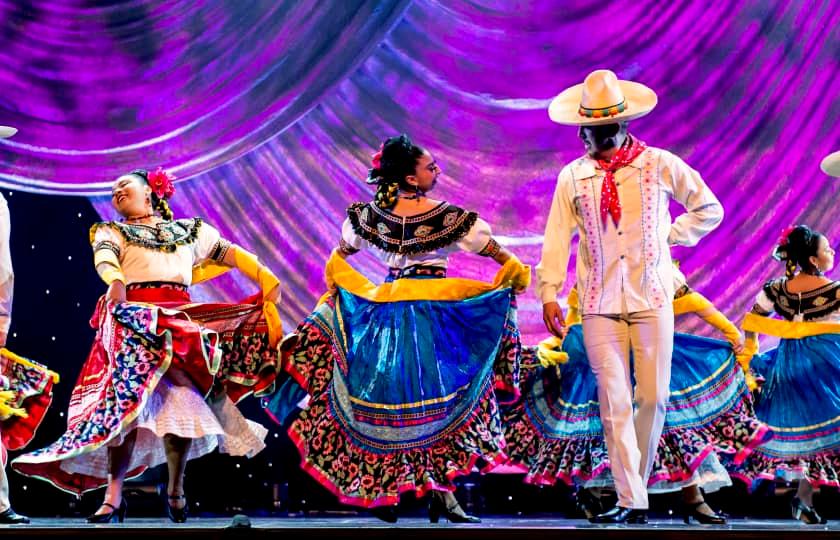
[0,126,17,139]
[549,69,657,126]
[820,150,840,177]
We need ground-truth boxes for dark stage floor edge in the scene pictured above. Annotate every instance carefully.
[0,517,837,540]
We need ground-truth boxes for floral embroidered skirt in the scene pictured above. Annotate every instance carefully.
[12,283,281,495]
[503,325,771,493]
[731,334,840,488]
[0,351,57,466]
[270,256,523,508]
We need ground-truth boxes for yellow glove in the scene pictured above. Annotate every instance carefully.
[536,336,569,368]
[565,287,582,326]
[736,335,759,391]
[0,390,26,421]
[94,247,126,285]
[232,248,281,302]
[99,266,126,286]
[700,309,742,348]
[231,248,283,347]
[505,254,531,292]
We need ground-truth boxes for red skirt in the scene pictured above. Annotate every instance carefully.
[0,352,56,466]
[13,282,282,494]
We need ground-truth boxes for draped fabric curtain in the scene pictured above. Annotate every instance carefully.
[1,0,839,340]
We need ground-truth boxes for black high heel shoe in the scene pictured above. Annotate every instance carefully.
[86,500,127,523]
[428,494,481,524]
[370,506,398,523]
[791,497,826,525]
[166,495,188,523]
[683,500,726,525]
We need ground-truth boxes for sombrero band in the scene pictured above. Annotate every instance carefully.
[578,99,627,119]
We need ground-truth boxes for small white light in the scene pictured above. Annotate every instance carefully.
[76,302,81,307]
[51,336,56,341]
[68,256,72,261]
[78,213,82,218]
[235,464,241,469]
[59,412,65,417]
[268,463,273,468]
[12,332,16,338]
[248,474,253,479]
[46,289,50,295]
[31,245,35,250]
[21,485,26,491]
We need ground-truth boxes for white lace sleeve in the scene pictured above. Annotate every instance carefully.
[340,218,366,254]
[194,220,230,264]
[455,217,499,256]
[753,290,774,314]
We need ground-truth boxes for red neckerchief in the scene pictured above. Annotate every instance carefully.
[594,136,647,228]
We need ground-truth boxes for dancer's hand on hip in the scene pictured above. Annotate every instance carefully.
[542,301,566,338]
[106,281,127,303]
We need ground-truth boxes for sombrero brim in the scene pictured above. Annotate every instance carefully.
[0,126,17,139]
[548,80,658,126]
[820,150,840,178]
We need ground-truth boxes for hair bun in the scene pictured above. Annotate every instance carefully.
[774,224,823,276]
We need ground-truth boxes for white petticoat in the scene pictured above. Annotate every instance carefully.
[57,378,267,479]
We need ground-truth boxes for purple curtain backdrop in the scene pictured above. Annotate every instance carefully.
[1,0,840,341]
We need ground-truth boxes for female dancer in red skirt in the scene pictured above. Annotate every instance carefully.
[14,168,284,523]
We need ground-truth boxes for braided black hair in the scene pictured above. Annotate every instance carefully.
[773,224,823,278]
[367,134,425,210]
[129,169,174,220]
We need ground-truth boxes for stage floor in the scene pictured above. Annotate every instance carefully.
[2,517,837,539]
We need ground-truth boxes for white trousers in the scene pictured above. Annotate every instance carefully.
[0,462,9,512]
[582,306,673,509]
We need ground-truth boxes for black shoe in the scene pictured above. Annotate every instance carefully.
[575,488,604,520]
[166,495,188,524]
[370,506,398,523]
[791,497,826,525]
[86,500,127,523]
[0,508,30,524]
[590,506,648,524]
[428,494,481,524]
[683,500,726,525]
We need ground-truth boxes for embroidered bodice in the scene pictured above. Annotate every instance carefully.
[90,218,229,286]
[756,278,840,322]
[341,201,498,270]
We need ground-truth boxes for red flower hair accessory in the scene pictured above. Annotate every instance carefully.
[148,167,176,199]
[371,143,384,169]
[777,225,796,246]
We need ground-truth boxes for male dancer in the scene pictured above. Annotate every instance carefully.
[537,70,723,523]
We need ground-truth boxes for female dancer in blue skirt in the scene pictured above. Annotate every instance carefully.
[736,224,839,524]
[504,265,769,524]
[267,134,529,523]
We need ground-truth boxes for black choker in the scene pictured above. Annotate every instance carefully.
[123,213,155,222]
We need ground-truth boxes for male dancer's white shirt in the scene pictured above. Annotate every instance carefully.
[536,146,723,312]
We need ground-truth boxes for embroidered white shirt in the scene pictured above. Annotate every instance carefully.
[92,220,222,286]
[536,146,723,315]
[341,216,493,269]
